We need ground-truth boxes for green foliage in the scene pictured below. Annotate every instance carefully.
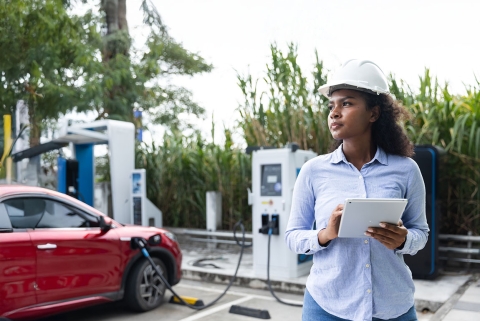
[392,70,480,234]
[131,32,212,130]
[135,129,251,230]
[0,0,213,145]
[237,43,331,155]
[0,0,101,144]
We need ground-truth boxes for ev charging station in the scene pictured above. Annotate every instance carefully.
[131,168,163,227]
[53,120,162,227]
[249,145,317,279]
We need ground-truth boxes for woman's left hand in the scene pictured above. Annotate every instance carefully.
[365,220,408,250]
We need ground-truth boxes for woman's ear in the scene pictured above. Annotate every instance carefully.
[370,105,380,122]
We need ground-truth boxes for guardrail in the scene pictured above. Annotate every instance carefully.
[170,228,480,266]
[168,228,253,246]
[439,233,480,265]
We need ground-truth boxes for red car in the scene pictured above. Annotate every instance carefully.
[0,185,182,320]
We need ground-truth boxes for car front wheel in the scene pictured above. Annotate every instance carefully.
[125,257,167,312]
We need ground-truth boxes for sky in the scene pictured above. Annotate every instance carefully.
[124,0,480,145]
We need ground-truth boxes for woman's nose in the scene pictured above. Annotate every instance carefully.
[329,106,340,118]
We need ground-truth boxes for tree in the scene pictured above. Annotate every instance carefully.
[0,0,101,146]
[95,0,213,131]
[0,0,213,147]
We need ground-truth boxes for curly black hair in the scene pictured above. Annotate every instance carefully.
[329,92,414,157]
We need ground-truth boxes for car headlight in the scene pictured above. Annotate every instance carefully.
[163,231,177,242]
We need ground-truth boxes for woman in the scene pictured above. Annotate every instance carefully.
[285,59,429,321]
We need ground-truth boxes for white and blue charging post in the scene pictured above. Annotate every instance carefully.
[249,144,317,279]
[54,120,162,227]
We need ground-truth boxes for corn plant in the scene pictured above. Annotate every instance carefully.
[237,43,332,155]
[392,70,480,234]
[135,128,252,230]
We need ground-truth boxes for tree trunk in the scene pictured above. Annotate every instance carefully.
[104,0,118,35]
[118,0,128,32]
[28,98,40,147]
[102,0,131,122]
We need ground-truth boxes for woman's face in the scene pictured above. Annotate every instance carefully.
[327,89,378,142]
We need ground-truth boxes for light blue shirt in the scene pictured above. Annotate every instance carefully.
[285,145,429,321]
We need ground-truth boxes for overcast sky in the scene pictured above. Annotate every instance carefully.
[126,0,480,145]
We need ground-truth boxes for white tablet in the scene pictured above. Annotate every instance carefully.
[337,198,408,238]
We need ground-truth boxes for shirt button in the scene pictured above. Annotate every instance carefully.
[364,240,369,244]
[358,175,363,179]
[366,264,370,268]
[367,289,371,293]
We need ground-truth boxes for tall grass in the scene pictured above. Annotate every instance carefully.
[391,70,480,234]
[237,44,331,154]
[135,128,252,230]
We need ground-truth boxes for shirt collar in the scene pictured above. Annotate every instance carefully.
[330,144,388,165]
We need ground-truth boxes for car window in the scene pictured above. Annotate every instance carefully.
[4,198,45,229]
[3,197,101,229]
[0,203,13,230]
[37,200,100,228]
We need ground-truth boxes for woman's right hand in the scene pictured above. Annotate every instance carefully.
[317,204,344,245]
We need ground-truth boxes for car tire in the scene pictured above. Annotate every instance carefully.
[125,257,167,312]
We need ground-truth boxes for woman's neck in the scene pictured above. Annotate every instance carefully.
[342,140,377,171]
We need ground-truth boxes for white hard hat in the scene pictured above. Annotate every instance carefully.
[319,59,390,98]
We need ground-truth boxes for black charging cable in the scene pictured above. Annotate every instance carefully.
[266,226,303,307]
[133,221,249,310]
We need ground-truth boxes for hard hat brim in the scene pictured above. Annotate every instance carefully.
[319,81,390,98]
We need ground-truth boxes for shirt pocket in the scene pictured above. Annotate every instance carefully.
[369,183,403,198]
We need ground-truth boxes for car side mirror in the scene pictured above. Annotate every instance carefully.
[99,215,112,232]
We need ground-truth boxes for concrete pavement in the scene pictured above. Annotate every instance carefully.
[179,247,480,320]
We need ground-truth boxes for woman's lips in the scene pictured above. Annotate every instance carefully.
[330,122,342,130]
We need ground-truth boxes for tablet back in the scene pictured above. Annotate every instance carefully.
[338,198,408,238]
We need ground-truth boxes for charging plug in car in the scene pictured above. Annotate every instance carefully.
[131,237,149,251]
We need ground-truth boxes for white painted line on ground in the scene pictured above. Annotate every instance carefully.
[178,296,254,321]
[175,283,304,305]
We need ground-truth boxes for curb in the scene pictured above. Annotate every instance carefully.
[181,268,306,295]
[181,268,447,313]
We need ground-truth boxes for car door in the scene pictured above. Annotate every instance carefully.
[3,197,123,304]
[0,202,36,316]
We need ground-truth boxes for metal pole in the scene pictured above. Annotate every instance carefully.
[467,231,472,270]
[3,115,12,184]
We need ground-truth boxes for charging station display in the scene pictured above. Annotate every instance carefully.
[261,164,282,196]
[133,198,142,226]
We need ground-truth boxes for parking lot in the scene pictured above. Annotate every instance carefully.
[37,279,304,321]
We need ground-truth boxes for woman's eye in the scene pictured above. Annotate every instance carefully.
[328,105,334,111]
[343,101,351,106]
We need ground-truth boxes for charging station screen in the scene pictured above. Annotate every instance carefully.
[261,164,282,196]
[133,197,142,225]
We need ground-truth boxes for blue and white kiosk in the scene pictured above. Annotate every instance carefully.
[13,119,162,227]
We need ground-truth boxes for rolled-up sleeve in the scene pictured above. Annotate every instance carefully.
[285,162,329,254]
[396,160,429,255]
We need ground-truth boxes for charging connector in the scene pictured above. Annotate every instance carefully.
[259,213,270,234]
[131,221,250,311]
[270,214,279,235]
